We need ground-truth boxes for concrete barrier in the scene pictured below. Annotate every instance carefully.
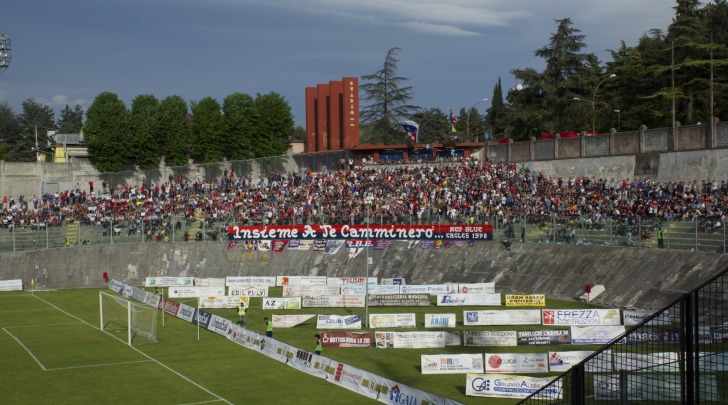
[3,241,728,310]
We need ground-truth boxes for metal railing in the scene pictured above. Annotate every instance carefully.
[1,214,725,254]
[519,265,728,404]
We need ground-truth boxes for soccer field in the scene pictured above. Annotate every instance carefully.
[0,288,603,404]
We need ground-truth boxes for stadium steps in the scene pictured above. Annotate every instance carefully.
[65,222,79,245]
[186,211,204,239]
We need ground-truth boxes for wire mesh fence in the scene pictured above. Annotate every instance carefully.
[519,266,728,404]
[1,213,725,254]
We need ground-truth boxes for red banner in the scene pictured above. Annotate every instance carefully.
[321,332,372,348]
[227,224,492,241]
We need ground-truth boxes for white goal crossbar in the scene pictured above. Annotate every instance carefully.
[99,291,158,345]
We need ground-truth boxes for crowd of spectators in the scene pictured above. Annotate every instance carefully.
[1,157,727,241]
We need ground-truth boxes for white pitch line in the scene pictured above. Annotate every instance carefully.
[2,327,47,371]
[177,400,228,405]
[47,359,154,371]
[4,322,84,328]
[31,295,232,405]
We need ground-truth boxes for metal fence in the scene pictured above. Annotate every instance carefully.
[1,214,725,254]
[519,265,728,404]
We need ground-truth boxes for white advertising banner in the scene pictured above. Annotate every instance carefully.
[340,285,401,295]
[176,303,197,323]
[464,331,518,347]
[259,337,293,364]
[571,325,626,344]
[287,240,313,251]
[283,285,340,297]
[228,286,269,297]
[380,278,406,285]
[424,313,457,328]
[303,295,366,308]
[542,308,622,326]
[421,353,484,374]
[622,309,671,326]
[400,284,458,295]
[368,313,416,329]
[262,297,302,310]
[326,361,382,400]
[612,352,678,372]
[378,377,451,405]
[167,286,225,298]
[145,277,193,287]
[199,296,249,309]
[458,282,495,294]
[326,277,377,286]
[316,314,362,329]
[466,374,562,399]
[593,374,718,401]
[375,331,445,349]
[207,314,232,336]
[226,276,277,287]
[0,279,23,291]
[272,314,316,328]
[445,331,462,346]
[484,353,549,374]
[276,276,327,286]
[464,310,542,326]
[437,293,501,306]
[288,349,331,379]
[193,277,226,287]
[548,350,613,372]
[228,326,262,351]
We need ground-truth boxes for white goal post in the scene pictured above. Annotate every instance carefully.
[99,291,158,345]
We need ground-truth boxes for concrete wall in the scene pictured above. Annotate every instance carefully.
[3,241,727,311]
[521,148,728,181]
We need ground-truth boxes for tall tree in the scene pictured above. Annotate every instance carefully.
[360,47,420,144]
[222,92,257,161]
[485,78,507,139]
[254,92,294,157]
[16,99,55,161]
[667,0,712,124]
[0,102,20,161]
[84,92,132,172]
[130,94,161,170]
[409,108,449,144]
[56,104,84,134]
[158,95,190,168]
[190,97,225,163]
[506,19,598,139]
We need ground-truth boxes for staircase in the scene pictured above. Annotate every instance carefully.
[65,222,79,245]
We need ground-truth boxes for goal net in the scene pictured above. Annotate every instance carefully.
[99,291,158,345]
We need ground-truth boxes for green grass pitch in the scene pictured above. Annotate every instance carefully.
[0,287,605,404]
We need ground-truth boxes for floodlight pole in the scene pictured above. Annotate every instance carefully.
[466,98,488,141]
[0,33,11,74]
[592,74,616,134]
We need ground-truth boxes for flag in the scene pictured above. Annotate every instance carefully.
[449,108,458,136]
[401,120,419,143]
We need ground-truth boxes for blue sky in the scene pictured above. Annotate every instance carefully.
[1,0,675,127]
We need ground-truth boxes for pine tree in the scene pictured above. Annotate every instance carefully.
[360,47,419,144]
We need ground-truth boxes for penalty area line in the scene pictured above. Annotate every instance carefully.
[31,294,233,405]
[47,359,154,371]
[2,327,47,371]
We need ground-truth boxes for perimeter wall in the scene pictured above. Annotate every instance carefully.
[3,241,728,311]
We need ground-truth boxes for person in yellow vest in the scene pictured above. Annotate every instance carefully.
[657,227,664,249]
[154,287,163,298]
[264,317,273,337]
[314,333,322,355]
[238,303,247,326]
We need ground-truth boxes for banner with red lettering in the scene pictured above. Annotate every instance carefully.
[321,332,372,348]
[228,224,493,241]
